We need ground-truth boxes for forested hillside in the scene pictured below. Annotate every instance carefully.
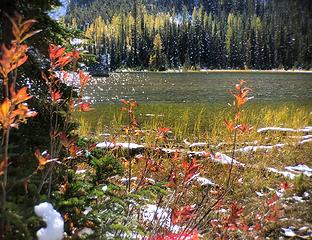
[65,0,312,70]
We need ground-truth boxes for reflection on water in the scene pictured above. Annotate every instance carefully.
[85,72,312,104]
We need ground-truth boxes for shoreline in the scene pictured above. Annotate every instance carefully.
[114,69,312,74]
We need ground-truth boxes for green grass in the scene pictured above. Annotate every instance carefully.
[74,101,312,143]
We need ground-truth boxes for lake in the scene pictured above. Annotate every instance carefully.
[85,72,312,104]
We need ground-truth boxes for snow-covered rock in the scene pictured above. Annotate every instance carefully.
[34,202,64,240]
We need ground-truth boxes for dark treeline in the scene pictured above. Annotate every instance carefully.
[66,0,312,70]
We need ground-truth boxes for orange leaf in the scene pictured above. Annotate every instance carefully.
[69,144,81,157]
[0,98,11,119]
[12,87,32,104]
[79,70,90,88]
[20,29,42,43]
[167,168,177,188]
[56,52,73,67]
[224,119,235,131]
[239,79,247,85]
[59,182,69,194]
[59,132,75,148]
[0,42,28,76]
[234,94,247,106]
[87,143,97,152]
[35,149,49,167]
[0,160,8,176]
[157,127,171,134]
[20,19,38,35]
[267,194,279,206]
[254,223,262,231]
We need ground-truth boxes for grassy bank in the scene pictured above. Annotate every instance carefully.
[74,102,312,143]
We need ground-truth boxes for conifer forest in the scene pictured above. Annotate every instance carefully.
[65,0,312,70]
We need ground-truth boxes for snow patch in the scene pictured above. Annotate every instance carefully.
[96,141,144,150]
[142,204,182,232]
[120,177,138,184]
[212,152,245,167]
[267,167,296,179]
[236,143,285,153]
[189,142,209,148]
[196,176,216,186]
[77,228,94,237]
[285,164,312,177]
[281,227,296,237]
[257,126,312,133]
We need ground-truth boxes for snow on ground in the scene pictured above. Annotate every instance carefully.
[212,152,245,167]
[267,164,312,179]
[96,141,144,150]
[235,132,312,153]
[142,204,182,233]
[235,143,286,153]
[285,164,312,177]
[267,167,297,179]
[257,126,312,133]
[280,226,312,238]
[196,176,216,186]
[281,227,297,237]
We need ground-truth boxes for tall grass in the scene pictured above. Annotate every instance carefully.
[74,102,312,144]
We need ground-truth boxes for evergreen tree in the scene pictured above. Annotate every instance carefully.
[149,33,166,71]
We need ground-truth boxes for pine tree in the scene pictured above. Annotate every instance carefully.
[149,33,166,71]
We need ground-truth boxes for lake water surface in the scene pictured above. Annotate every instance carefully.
[86,72,312,104]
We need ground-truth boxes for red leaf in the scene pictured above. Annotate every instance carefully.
[79,102,95,112]
[237,123,253,133]
[73,49,80,60]
[171,205,194,225]
[49,44,65,62]
[167,168,177,188]
[183,158,201,183]
[120,99,129,105]
[148,230,199,240]
[267,194,279,206]
[280,182,291,191]
[51,90,62,102]
[224,119,235,131]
